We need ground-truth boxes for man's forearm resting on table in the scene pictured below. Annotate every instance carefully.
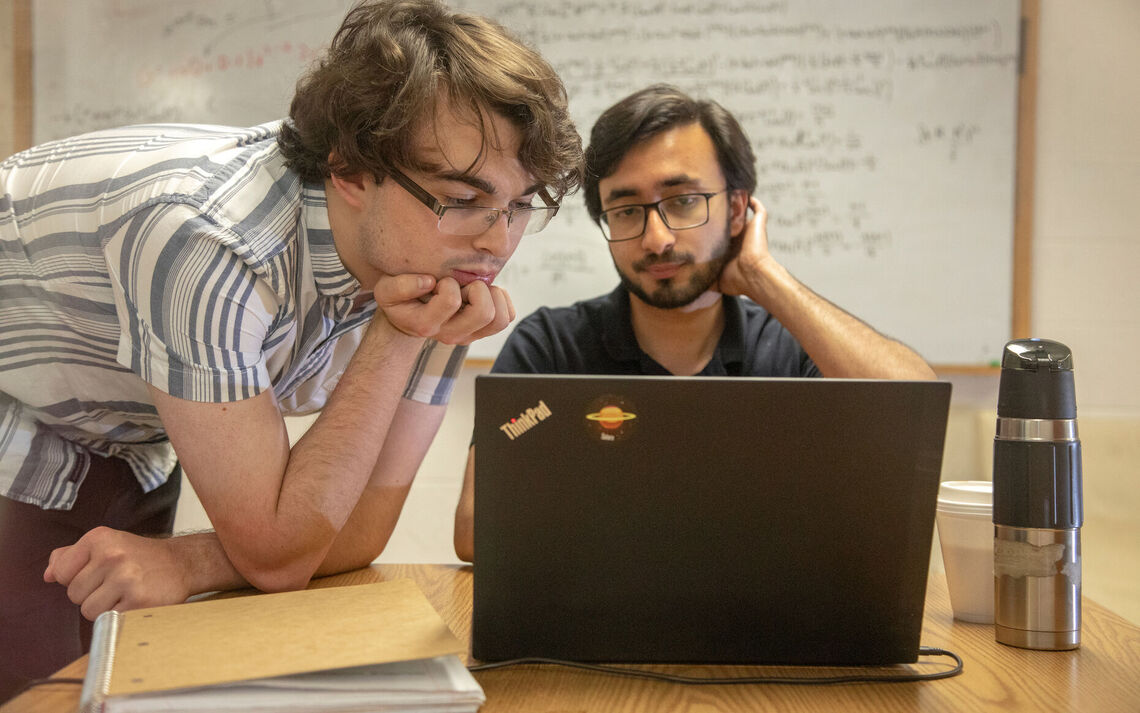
[180,321,423,593]
[169,338,465,597]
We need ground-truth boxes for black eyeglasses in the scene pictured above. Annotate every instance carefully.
[387,168,559,237]
[598,190,730,242]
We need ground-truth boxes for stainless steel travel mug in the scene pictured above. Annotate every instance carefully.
[992,338,1082,650]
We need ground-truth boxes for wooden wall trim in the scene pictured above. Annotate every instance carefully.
[1012,0,1039,339]
[12,0,33,152]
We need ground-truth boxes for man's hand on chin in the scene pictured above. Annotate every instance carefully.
[373,273,515,345]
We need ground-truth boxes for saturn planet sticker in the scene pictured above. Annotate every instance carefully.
[585,405,637,429]
[584,396,637,441]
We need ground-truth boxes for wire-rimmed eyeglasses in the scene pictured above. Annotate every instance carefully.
[387,168,559,237]
[598,190,730,242]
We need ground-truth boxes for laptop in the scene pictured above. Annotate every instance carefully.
[472,375,952,665]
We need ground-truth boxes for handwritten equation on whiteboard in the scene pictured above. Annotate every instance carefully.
[481,0,1017,265]
[33,0,1021,363]
[34,2,353,142]
[476,0,1020,363]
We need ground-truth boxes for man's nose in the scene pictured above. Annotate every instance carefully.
[471,211,515,258]
[640,208,675,255]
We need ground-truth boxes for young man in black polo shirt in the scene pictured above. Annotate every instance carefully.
[453,84,934,561]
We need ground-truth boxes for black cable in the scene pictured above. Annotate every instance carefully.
[468,646,963,685]
[9,652,960,699]
[8,676,85,698]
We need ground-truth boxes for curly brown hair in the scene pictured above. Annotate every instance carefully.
[278,0,583,198]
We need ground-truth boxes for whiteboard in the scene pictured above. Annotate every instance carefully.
[33,0,1021,364]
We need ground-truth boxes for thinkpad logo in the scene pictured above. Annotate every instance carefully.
[499,400,553,440]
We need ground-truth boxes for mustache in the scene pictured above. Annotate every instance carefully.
[633,250,694,272]
[442,255,506,272]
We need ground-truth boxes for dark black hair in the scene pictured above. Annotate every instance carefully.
[583,84,755,222]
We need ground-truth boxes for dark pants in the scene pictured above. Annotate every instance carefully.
[0,455,180,703]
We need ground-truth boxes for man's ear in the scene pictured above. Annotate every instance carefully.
[328,172,370,211]
[728,189,750,236]
[326,152,371,210]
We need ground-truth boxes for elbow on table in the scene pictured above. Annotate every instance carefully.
[241,562,317,594]
[219,529,330,594]
[454,510,474,563]
[454,533,474,564]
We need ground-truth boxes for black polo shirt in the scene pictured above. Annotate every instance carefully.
[491,287,819,377]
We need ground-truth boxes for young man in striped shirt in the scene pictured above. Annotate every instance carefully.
[0,0,582,698]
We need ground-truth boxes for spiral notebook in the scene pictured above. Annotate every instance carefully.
[79,579,484,713]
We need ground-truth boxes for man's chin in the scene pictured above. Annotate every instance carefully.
[674,289,722,312]
[624,277,720,311]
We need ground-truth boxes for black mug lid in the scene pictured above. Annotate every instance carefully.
[1001,338,1073,372]
[997,338,1077,419]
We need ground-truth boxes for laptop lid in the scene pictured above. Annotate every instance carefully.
[472,375,951,665]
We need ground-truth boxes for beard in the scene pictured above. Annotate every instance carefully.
[615,217,734,310]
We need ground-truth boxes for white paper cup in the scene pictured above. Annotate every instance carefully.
[936,480,994,624]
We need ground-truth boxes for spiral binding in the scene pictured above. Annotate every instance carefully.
[79,610,121,713]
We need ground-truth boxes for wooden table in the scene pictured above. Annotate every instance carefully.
[5,564,1139,712]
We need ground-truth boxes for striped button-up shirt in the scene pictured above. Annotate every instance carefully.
[1,122,380,510]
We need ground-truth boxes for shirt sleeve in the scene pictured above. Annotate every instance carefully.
[403,340,468,405]
[801,353,822,378]
[104,202,278,402]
